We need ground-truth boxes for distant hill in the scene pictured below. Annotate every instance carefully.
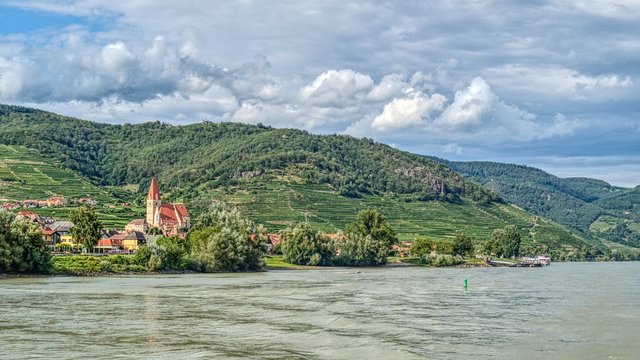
[438,159,640,248]
[0,104,627,259]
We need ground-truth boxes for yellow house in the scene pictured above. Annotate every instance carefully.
[122,231,146,251]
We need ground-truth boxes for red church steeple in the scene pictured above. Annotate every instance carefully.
[147,177,160,201]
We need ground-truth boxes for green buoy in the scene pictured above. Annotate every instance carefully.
[464,278,468,288]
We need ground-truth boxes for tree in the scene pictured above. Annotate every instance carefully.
[281,224,334,266]
[452,232,474,257]
[410,238,434,257]
[69,205,102,250]
[0,212,51,273]
[188,201,265,272]
[334,233,388,266]
[346,209,397,247]
[485,225,521,258]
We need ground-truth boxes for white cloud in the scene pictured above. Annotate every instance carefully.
[349,77,577,144]
[98,42,136,83]
[366,73,410,102]
[371,92,446,131]
[438,77,494,128]
[300,69,373,106]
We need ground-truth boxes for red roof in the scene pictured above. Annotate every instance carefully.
[17,210,36,216]
[97,235,123,247]
[147,177,161,201]
[159,203,188,225]
[267,234,282,246]
[41,227,54,236]
[174,204,188,218]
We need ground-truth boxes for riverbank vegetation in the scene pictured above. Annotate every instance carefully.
[280,209,395,267]
[0,212,51,274]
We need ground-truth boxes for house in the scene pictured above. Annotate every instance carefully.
[122,231,146,251]
[49,221,74,244]
[146,177,190,235]
[78,198,97,206]
[326,233,346,242]
[125,219,148,233]
[391,244,410,257]
[16,210,41,223]
[1,202,19,211]
[266,234,282,254]
[41,227,55,245]
[21,200,39,208]
[95,232,127,253]
[46,197,67,207]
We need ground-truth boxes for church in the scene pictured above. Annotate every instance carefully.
[144,177,190,235]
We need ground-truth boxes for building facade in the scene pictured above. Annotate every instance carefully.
[145,177,190,235]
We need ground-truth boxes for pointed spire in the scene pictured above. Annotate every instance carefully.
[147,177,160,201]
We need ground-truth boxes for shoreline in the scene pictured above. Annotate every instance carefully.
[0,260,515,278]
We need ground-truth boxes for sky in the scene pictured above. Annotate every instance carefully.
[0,1,638,187]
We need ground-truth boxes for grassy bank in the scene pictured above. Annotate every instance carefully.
[51,254,522,275]
[51,255,146,275]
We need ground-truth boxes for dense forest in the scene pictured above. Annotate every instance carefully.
[438,159,640,248]
[0,104,498,205]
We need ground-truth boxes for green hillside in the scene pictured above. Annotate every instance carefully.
[0,104,613,259]
[0,144,144,228]
[439,159,640,248]
[0,144,115,202]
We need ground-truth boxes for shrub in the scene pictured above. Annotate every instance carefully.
[334,233,388,266]
[98,260,112,272]
[419,254,464,267]
[125,264,146,272]
[281,224,333,266]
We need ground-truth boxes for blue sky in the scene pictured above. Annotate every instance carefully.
[0,1,638,186]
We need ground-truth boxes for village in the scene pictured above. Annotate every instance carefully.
[4,177,414,258]
[6,178,196,255]
[3,178,305,257]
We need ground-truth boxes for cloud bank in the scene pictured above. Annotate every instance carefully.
[0,0,639,185]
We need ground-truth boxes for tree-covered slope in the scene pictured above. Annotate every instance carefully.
[439,159,639,248]
[0,104,497,204]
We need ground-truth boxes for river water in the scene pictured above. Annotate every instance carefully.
[1,262,638,359]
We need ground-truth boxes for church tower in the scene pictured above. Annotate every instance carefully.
[146,177,161,227]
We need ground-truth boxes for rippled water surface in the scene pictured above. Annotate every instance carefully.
[1,262,639,359]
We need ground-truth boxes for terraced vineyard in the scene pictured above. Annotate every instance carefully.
[0,145,144,228]
[0,145,114,201]
[210,179,588,251]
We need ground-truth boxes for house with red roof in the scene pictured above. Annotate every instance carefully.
[146,177,190,236]
[95,232,128,253]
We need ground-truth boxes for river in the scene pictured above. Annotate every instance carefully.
[1,262,638,359]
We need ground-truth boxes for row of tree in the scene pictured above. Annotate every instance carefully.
[280,209,396,267]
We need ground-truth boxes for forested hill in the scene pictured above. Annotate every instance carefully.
[0,104,497,205]
[2,104,630,258]
[438,159,640,248]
